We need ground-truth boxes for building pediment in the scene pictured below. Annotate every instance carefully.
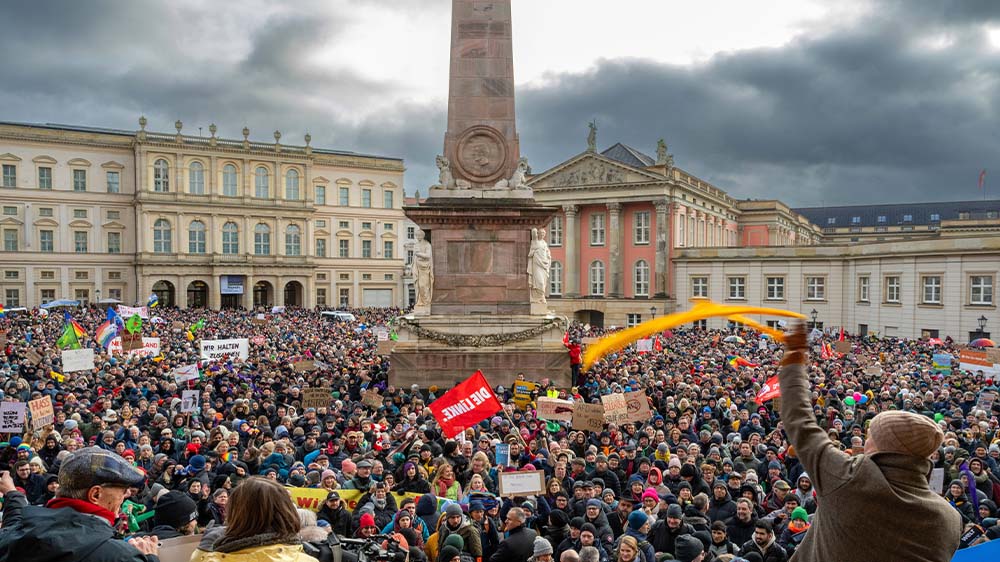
[32,155,57,164]
[67,158,92,167]
[315,228,331,236]
[336,229,354,237]
[313,175,330,184]
[32,217,59,227]
[528,153,665,189]
[102,220,127,230]
[0,153,22,162]
[68,219,93,228]
[0,216,24,226]
[102,160,126,170]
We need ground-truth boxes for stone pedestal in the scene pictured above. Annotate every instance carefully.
[389,314,571,388]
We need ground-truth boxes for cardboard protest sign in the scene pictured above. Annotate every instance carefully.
[292,360,316,372]
[361,389,382,408]
[498,470,545,497]
[572,402,605,431]
[0,331,6,347]
[834,341,851,354]
[180,390,199,413]
[171,321,185,331]
[61,348,95,372]
[25,349,43,365]
[601,393,629,424]
[157,535,202,562]
[536,397,574,422]
[624,390,652,423]
[28,396,54,430]
[200,338,250,361]
[109,336,161,357]
[0,402,26,433]
[303,388,331,409]
[121,332,143,352]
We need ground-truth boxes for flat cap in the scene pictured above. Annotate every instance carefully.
[59,446,145,490]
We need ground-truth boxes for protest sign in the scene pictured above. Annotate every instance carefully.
[581,337,598,345]
[25,349,42,365]
[865,365,882,376]
[200,338,250,361]
[536,397,574,422]
[636,338,653,352]
[498,470,545,497]
[172,364,200,384]
[117,305,149,319]
[171,321,185,331]
[624,390,652,423]
[303,388,331,409]
[251,335,266,346]
[62,348,95,372]
[930,467,945,495]
[932,353,953,373]
[109,336,161,357]
[0,402,26,433]
[495,443,510,467]
[601,393,629,424]
[959,349,1000,380]
[292,360,316,372]
[572,402,605,431]
[375,327,389,341]
[361,389,382,408]
[287,488,437,513]
[28,396,54,430]
[180,390,199,413]
[121,332,143,351]
[157,535,202,562]
[512,380,537,410]
[835,341,852,354]
[0,331,6,347]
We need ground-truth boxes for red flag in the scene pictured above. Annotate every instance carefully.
[427,370,503,438]
[838,327,845,342]
[979,169,987,190]
[654,336,663,352]
[756,375,781,404]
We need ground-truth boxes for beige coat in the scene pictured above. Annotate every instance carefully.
[778,362,961,562]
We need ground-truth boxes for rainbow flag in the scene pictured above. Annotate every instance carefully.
[0,303,5,317]
[96,320,117,349]
[63,311,87,338]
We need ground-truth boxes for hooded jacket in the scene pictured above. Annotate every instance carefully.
[707,489,737,523]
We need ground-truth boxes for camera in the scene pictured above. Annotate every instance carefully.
[340,534,407,562]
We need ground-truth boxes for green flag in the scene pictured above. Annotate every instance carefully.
[126,314,142,334]
[56,323,81,350]
[390,331,398,342]
[189,318,205,333]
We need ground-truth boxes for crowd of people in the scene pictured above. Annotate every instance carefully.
[0,304,997,562]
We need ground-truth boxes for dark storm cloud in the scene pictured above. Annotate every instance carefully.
[1,1,999,205]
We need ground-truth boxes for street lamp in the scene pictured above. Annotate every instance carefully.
[649,306,657,319]
[979,315,988,332]
[810,308,819,330]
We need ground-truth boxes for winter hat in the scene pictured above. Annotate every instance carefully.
[446,503,464,517]
[586,498,602,509]
[532,537,553,558]
[581,523,598,536]
[680,464,696,478]
[641,488,660,503]
[440,546,461,562]
[627,510,649,531]
[666,504,683,519]
[674,534,704,562]
[187,455,206,471]
[359,513,376,529]
[321,469,336,480]
[341,459,356,473]
[790,507,808,522]
[864,411,943,459]
[154,491,198,528]
[64,419,78,431]
[470,500,485,513]
[443,534,465,551]
[569,517,586,530]
[668,457,682,470]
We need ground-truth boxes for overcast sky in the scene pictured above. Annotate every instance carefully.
[3,0,1000,206]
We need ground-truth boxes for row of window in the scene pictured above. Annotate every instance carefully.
[3,269,123,282]
[2,163,121,193]
[150,160,395,208]
[545,212,735,248]
[688,274,995,306]
[3,287,123,308]
[544,259,652,297]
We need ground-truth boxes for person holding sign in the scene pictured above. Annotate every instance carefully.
[776,322,962,562]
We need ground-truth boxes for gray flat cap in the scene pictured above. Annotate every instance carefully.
[59,446,146,490]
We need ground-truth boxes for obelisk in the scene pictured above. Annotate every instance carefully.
[390,0,570,389]
[442,0,519,188]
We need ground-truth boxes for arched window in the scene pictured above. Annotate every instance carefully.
[222,222,239,255]
[589,260,605,296]
[188,220,206,254]
[634,260,650,296]
[153,219,172,253]
[254,223,271,255]
[550,261,563,295]
[285,224,301,256]
[254,166,270,198]
[285,169,300,200]
[153,159,170,192]
[189,161,205,194]
[222,164,238,197]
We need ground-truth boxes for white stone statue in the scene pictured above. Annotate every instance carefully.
[527,227,551,304]
[432,155,457,189]
[494,157,530,189]
[587,121,597,152]
[413,230,434,311]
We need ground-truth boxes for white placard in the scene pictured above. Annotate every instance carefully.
[199,338,250,361]
[497,470,545,497]
[375,327,390,341]
[0,402,26,433]
[108,337,161,357]
[172,364,200,384]
[117,305,149,319]
[636,338,653,352]
[930,467,945,495]
[181,390,199,413]
[61,348,95,372]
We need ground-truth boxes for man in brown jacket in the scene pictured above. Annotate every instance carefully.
[777,322,961,562]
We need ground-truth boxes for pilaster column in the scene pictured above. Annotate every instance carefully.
[210,274,222,310]
[655,200,669,298]
[607,202,623,297]
[245,275,255,310]
[563,205,580,298]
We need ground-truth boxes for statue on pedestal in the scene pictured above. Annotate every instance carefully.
[494,157,530,190]
[587,121,597,152]
[413,230,434,311]
[432,155,458,190]
[527,228,551,304]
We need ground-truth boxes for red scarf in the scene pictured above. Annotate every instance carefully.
[47,497,117,527]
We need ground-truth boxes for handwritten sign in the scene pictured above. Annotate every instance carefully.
[361,389,382,408]
[375,327,390,341]
[200,338,249,361]
[171,321,186,331]
[303,388,331,410]
[0,402,26,433]
[61,348,95,372]
[28,396,54,430]
[601,393,629,424]
[834,341,852,354]
[109,337,161,357]
[572,402,605,431]
[624,390,652,423]
[181,390,199,413]
[292,360,316,372]
[536,397,574,422]
[117,305,149,319]
[25,349,43,365]
[498,470,545,497]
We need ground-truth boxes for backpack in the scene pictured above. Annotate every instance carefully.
[612,535,652,562]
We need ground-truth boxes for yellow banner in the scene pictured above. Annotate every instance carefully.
[287,487,441,513]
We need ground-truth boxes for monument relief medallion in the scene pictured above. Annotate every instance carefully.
[455,125,508,184]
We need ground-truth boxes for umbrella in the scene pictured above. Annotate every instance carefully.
[723,336,746,344]
[40,299,80,309]
[927,337,943,346]
[969,338,996,348]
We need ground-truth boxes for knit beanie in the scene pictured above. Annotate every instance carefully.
[440,546,461,562]
[341,459,356,473]
[627,510,648,531]
[154,491,198,528]
[446,503,464,517]
[359,513,376,528]
[668,457,681,470]
[641,488,660,503]
[864,411,943,458]
[790,507,808,522]
[532,537,553,558]
[444,533,465,551]
[674,534,704,562]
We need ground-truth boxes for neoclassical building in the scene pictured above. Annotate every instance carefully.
[0,120,407,309]
[529,136,999,339]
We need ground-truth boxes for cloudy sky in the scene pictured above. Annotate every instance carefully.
[3,0,1000,206]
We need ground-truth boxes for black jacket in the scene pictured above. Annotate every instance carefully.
[489,525,536,562]
[740,538,789,562]
[0,491,158,562]
[318,503,353,537]
[648,519,695,557]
